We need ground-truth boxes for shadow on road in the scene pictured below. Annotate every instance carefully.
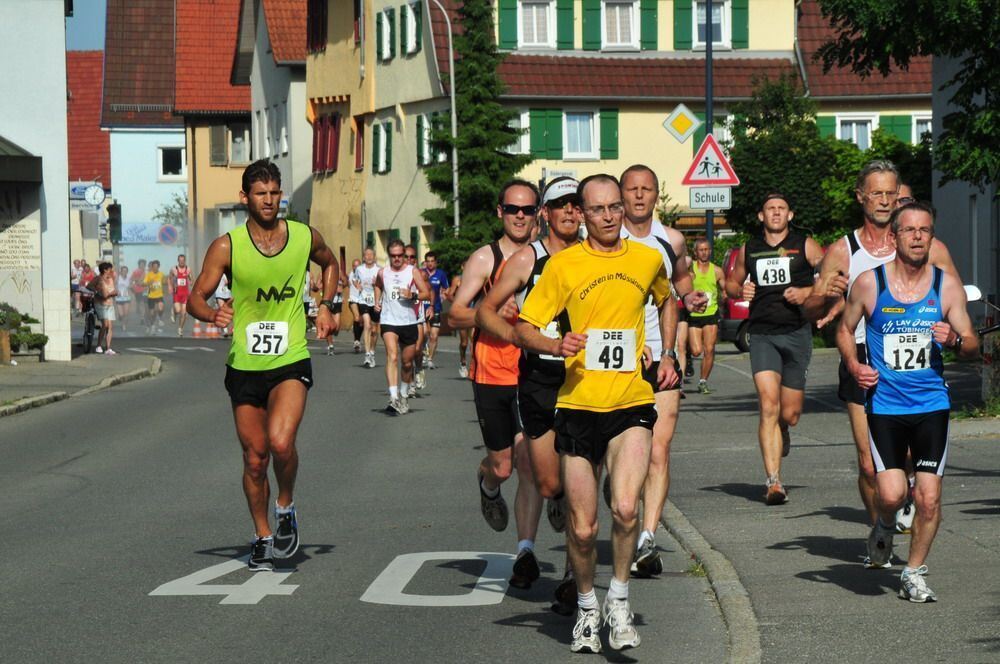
[194,543,336,568]
[786,505,870,526]
[768,535,865,565]
[796,563,897,596]
[948,497,1000,516]
[699,482,805,504]
[494,608,648,662]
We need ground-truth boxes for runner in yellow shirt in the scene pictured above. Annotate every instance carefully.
[143,260,168,332]
[515,174,675,654]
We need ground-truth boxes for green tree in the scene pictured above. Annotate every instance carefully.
[816,0,1000,187]
[151,192,190,244]
[422,0,532,274]
[727,74,837,236]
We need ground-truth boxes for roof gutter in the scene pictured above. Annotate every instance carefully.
[794,0,810,97]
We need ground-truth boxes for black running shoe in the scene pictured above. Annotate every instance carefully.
[551,568,577,615]
[781,427,791,457]
[248,536,274,572]
[632,538,663,577]
[684,357,694,377]
[273,506,299,559]
[509,549,541,589]
[478,471,509,531]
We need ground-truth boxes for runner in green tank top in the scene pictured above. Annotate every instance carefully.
[687,238,727,394]
[187,159,340,572]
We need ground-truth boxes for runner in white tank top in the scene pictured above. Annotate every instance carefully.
[375,241,431,414]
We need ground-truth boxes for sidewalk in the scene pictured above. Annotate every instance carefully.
[0,346,160,416]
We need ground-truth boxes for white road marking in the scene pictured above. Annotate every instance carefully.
[149,557,298,605]
[127,346,216,354]
[361,551,514,607]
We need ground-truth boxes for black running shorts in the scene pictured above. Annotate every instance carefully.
[473,383,522,451]
[687,312,720,329]
[643,359,682,393]
[224,358,313,408]
[838,343,869,405]
[555,405,657,464]
[381,323,419,347]
[428,311,442,328]
[867,409,950,475]
[749,323,812,390]
[359,303,381,323]
[517,374,559,439]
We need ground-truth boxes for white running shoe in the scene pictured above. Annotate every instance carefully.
[399,396,410,414]
[458,363,468,378]
[415,370,426,390]
[603,596,640,650]
[895,499,915,534]
[95,346,104,354]
[104,348,118,356]
[899,565,936,602]
[570,607,602,654]
[427,358,436,369]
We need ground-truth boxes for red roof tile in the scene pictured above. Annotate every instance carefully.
[798,0,930,98]
[263,0,307,64]
[499,54,796,99]
[68,51,112,188]
[101,0,183,128]
[175,0,250,114]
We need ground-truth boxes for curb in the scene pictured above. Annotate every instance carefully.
[0,357,162,417]
[663,500,762,664]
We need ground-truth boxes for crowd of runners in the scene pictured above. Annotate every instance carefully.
[184,158,978,654]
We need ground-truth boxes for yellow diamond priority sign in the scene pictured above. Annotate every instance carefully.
[663,103,702,144]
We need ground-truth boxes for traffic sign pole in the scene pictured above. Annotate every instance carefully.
[706,0,714,259]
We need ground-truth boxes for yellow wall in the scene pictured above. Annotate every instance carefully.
[307,0,375,113]
[372,0,442,108]
[748,0,794,51]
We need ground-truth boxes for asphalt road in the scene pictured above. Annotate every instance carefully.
[2,335,725,663]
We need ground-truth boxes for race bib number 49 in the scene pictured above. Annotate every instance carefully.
[884,332,931,371]
[246,321,288,356]
[585,329,636,372]
[756,257,791,286]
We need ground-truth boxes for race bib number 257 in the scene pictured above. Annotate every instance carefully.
[246,321,288,356]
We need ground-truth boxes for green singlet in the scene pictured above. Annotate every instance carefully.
[690,261,719,318]
[226,219,312,371]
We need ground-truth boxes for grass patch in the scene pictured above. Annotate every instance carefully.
[953,397,1000,420]
[686,560,707,577]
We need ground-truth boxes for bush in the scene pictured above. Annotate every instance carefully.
[0,303,22,330]
[10,326,47,350]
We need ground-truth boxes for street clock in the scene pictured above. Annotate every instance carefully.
[84,184,106,207]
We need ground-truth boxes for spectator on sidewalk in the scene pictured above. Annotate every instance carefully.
[115,265,132,332]
[130,259,148,322]
[71,259,83,314]
[88,262,119,355]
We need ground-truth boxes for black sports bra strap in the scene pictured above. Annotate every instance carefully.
[875,264,887,294]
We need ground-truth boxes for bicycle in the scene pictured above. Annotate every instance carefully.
[79,288,97,354]
[964,285,1000,403]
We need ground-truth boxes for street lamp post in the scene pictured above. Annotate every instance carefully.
[428,0,460,236]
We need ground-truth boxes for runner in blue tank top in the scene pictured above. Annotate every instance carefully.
[837,202,978,603]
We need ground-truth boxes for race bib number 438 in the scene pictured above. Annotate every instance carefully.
[884,332,931,371]
[756,257,791,286]
[585,329,636,372]
[246,321,288,356]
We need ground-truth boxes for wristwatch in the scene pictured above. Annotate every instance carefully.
[951,335,963,350]
[319,299,335,310]
[662,349,678,359]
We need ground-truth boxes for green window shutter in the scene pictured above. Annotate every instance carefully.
[529,109,548,157]
[414,1,422,51]
[384,121,393,172]
[582,0,601,51]
[388,8,396,59]
[416,114,425,165]
[546,110,563,160]
[600,108,619,159]
[498,0,517,49]
[366,231,375,249]
[409,226,420,255]
[210,125,228,165]
[880,114,912,142]
[640,0,657,50]
[692,112,706,155]
[816,116,836,138]
[372,123,381,173]
[556,0,574,50]
[390,228,401,241]
[399,4,407,54]
[674,0,692,50]
[732,0,749,49]
[376,12,384,60]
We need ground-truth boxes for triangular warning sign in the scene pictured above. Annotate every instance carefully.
[681,134,740,186]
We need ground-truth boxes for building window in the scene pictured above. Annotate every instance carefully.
[373,121,392,174]
[261,107,271,158]
[354,0,363,43]
[913,115,932,143]
[402,2,423,55]
[838,115,876,151]
[271,105,280,157]
[354,117,365,170]
[417,114,431,166]
[564,111,597,159]
[280,103,289,154]
[307,0,328,52]
[313,114,341,174]
[158,147,186,180]
[603,1,638,49]
[507,110,530,154]
[694,0,730,49]
[230,122,251,164]
[519,1,555,48]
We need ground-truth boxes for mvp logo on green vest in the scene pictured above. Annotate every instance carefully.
[257,275,296,302]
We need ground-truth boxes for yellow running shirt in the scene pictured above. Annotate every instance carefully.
[144,271,166,299]
[519,239,671,412]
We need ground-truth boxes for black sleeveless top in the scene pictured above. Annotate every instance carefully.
[744,231,813,334]
[515,240,568,385]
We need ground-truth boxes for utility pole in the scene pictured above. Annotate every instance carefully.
[705,0,715,259]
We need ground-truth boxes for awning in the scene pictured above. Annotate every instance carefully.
[0,135,42,183]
